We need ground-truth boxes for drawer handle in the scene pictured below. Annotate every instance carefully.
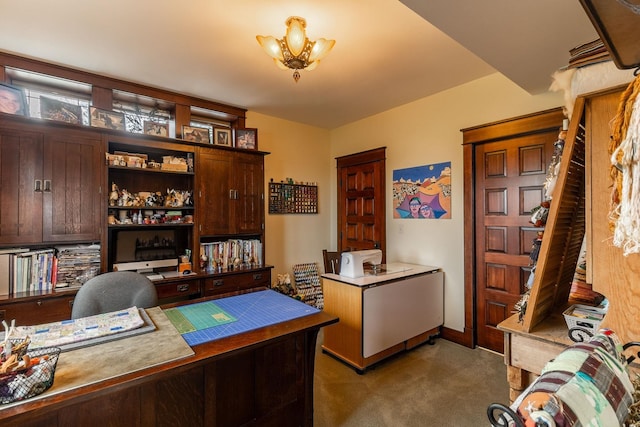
[37,300,42,306]
[177,284,190,292]
[213,280,224,287]
[253,273,262,281]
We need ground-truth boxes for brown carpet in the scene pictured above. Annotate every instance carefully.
[314,332,509,426]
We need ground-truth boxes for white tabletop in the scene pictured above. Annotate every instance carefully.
[320,262,440,287]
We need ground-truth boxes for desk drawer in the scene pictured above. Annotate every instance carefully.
[235,270,271,291]
[156,280,200,300]
[203,270,271,297]
[0,295,75,325]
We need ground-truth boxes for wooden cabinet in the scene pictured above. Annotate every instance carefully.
[43,129,103,242]
[197,147,264,237]
[322,265,443,373]
[0,125,43,244]
[0,117,102,245]
[0,119,269,326]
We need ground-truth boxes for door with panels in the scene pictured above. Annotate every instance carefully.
[469,110,563,352]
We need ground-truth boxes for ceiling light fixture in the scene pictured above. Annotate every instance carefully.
[256,16,335,83]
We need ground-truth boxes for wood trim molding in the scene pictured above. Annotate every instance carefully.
[462,107,564,350]
[440,326,473,347]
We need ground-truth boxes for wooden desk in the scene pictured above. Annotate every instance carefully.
[498,314,572,402]
[0,296,338,426]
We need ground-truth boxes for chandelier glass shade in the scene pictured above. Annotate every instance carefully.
[256,17,335,82]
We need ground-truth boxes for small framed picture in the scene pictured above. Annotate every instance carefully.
[0,82,28,116]
[40,96,81,124]
[144,121,169,137]
[182,126,210,144]
[90,107,125,130]
[214,128,232,147]
[235,128,258,150]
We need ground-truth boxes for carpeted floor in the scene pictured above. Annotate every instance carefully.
[314,331,509,426]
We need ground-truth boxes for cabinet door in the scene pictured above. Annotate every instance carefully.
[197,147,232,235]
[234,152,264,234]
[43,129,103,242]
[0,127,44,244]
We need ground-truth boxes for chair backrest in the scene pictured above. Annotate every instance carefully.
[322,249,342,274]
[71,271,158,319]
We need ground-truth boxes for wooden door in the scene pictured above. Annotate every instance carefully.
[474,129,557,352]
[233,152,264,235]
[43,129,103,242]
[0,126,43,244]
[336,148,386,256]
[197,147,232,236]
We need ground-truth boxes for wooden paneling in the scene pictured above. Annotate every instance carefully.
[588,86,640,345]
[523,99,586,331]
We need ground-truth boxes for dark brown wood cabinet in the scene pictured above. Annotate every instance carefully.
[0,54,268,326]
[197,147,265,237]
[43,128,103,243]
[0,124,43,244]
[0,116,269,325]
[0,116,103,245]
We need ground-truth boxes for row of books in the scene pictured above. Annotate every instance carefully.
[0,245,101,296]
[200,239,262,270]
[0,248,56,295]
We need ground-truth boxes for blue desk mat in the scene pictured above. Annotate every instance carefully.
[165,289,320,346]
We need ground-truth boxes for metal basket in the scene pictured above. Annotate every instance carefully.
[0,346,61,404]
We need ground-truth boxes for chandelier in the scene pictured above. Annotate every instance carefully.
[256,16,335,83]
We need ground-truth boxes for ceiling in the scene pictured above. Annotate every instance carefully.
[0,1,598,129]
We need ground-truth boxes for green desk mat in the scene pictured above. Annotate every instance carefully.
[164,301,236,334]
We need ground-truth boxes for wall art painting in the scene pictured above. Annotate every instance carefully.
[392,161,451,219]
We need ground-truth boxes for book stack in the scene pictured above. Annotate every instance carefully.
[567,38,611,69]
[54,244,101,289]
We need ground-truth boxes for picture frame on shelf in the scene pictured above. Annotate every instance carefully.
[0,82,28,116]
[214,128,232,147]
[40,96,82,124]
[90,107,125,130]
[182,125,210,144]
[236,128,258,150]
[144,121,169,137]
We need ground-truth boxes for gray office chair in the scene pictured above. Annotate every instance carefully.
[71,271,158,319]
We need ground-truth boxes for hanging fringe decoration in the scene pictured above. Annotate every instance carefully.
[609,74,640,255]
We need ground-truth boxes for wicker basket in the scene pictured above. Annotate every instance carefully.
[563,304,606,336]
[0,346,61,404]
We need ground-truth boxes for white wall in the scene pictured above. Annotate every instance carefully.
[249,72,564,333]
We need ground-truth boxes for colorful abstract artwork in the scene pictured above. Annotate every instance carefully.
[393,161,451,219]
